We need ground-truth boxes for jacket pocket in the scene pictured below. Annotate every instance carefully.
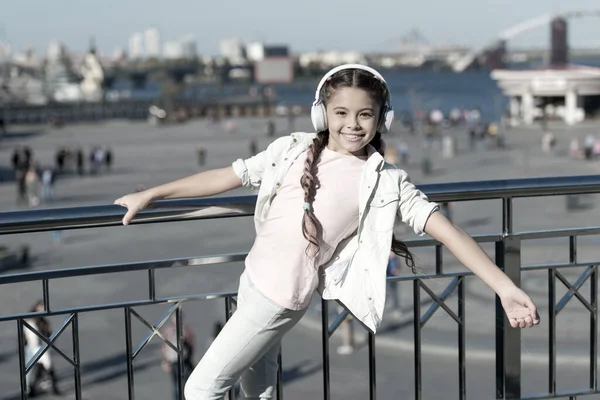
[367,192,400,232]
[369,192,400,208]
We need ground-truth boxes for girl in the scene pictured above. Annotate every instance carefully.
[114,64,540,400]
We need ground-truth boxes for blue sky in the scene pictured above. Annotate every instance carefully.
[2,0,600,56]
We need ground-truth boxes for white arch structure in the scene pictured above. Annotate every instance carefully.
[452,9,600,72]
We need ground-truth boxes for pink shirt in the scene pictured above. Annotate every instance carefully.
[245,147,366,310]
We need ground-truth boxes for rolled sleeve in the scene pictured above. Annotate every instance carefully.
[397,172,439,236]
[232,151,266,190]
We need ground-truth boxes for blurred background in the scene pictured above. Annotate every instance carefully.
[1,1,600,399]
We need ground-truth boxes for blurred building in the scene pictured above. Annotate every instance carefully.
[0,42,11,64]
[246,43,288,62]
[220,38,246,64]
[492,66,600,126]
[164,35,197,60]
[298,51,366,68]
[129,33,144,59]
[144,27,162,59]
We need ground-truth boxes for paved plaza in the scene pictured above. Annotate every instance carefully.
[1,115,600,399]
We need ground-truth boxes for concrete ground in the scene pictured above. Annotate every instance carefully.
[0,115,600,399]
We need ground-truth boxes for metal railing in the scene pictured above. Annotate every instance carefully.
[2,174,600,400]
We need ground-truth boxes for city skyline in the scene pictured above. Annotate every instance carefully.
[2,0,600,57]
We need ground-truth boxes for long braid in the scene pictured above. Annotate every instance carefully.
[300,132,328,258]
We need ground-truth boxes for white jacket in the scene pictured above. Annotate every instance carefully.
[232,132,438,332]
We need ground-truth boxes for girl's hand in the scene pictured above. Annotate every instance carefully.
[114,191,154,226]
[499,287,540,328]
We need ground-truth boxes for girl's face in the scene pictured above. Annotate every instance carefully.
[325,87,381,157]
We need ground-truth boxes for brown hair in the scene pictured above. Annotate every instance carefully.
[300,68,416,271]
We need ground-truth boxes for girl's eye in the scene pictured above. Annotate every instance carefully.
[336,111,346,116]
[361,113,373,118]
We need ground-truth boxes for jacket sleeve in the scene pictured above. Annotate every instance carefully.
[231,136,292,190]
[397,170,439,236]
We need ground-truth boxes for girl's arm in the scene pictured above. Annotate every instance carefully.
[114,166,242,225]
[423,211,513,295]
[423,211,540,328]
[146,166,242,200]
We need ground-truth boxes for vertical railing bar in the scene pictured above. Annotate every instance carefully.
[502,197,513,235]
[277,348,284,400]
[414,279,422,400]
[569,236,577,264]
[458,277,466,400]
[321,298,331,400]
[225,296,234,321]
[495,240,505,400]
[369,331,376,400]
[435,244,443,275]
[148,269,156,302]
[176,305,184,400]
[590,265,598,390]
[496,212,522,400]
[549,268,556,395]
[125,307,135,400]
[17,319,28,400]
[72,313,82,400]
[42,279,50,312]
[225,296,235,400]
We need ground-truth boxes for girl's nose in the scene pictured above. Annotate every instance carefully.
[347,117,360,130]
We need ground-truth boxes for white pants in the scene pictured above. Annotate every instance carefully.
[185,272,307,400]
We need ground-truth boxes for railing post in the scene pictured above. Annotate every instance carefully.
[321,298,330,400]
[495,234,522,399]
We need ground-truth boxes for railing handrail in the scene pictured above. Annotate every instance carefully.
[1,174,598,235]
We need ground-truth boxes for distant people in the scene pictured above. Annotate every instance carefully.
[224,119,236,135]
[336,306,356,355]
[0,114,6,137]
[584,134,595,160]
[105,147,113,172]
[468,126,476,151]
[90,147,105,174]
[24,300,61,396]
[594,138,600,160]
[41,168,54,202]
[25,166,40,207]
[398,141,409,165]
[570,137,581,159]
[11,146,21,172]
[386,252,402,316]
[55,148,66,174]
[249,139,258,157]
[23,146,33,166]
[12,147,28,204]
[197,144,206,167]
[161,314,196,400]
[384,146,398,165]
[541,131,556,154]
[76,148,85,176]
[287,110,295,132]
[266,119,275,137]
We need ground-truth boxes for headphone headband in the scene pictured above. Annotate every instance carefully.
[313,64,392,108]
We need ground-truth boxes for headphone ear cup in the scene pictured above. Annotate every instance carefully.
[379,108,394,134]
[311,103,328,132]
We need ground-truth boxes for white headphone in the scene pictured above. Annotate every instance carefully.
[310,64,394,134]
